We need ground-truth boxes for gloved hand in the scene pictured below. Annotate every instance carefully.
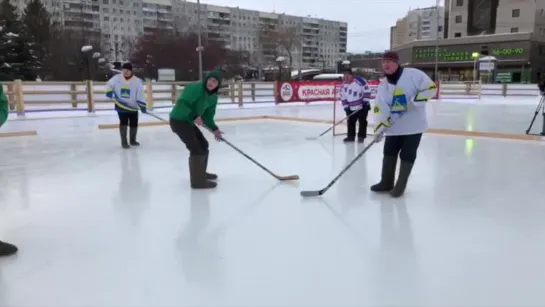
[140,107,147,114]
[373,120,391,143]
[373,126,386,142]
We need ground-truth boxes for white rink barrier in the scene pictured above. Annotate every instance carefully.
[438,81,541,99]
[1,79,542,115]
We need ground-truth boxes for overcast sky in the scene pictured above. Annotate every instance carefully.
[199,0,441,53]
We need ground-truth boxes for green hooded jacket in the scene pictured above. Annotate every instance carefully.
[0,84,9,127]
[169,70,221,131]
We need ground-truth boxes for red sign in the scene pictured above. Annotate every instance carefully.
[275,79,436,103]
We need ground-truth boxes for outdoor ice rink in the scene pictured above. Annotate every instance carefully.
[1,98,545,307]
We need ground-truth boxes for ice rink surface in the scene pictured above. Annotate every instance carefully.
[1,107,545,306]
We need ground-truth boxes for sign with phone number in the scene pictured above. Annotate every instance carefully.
[414,47,526,62]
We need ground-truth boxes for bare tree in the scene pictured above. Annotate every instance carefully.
[131,29,228,81]
[258,25,301,71]
[121,35,138,62]
[45,24,103,80]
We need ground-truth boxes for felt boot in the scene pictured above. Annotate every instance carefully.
[204,153,217,180]
[0,240,18,257]
[370,155,397,192]
[120,125,130,149]
[189,155,217,189]
[129,127,140,146]
[390,161,414,198]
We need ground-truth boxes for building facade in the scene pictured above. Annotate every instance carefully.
[394,33,545,83]
[11,0,347,69]
[444,0,545,38]
[390,6,444,49]
[392,0,545,83]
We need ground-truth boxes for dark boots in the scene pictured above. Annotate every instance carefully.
[0,240,18,257]
[370,156,397,193]
[390,161,414,198]
[189,155,217,189]
[370,156,414,198]
[204,153,218,180]
[120,126,140,148]
[344,137,365,143]
[129,127,140,146]
[120,125,130,149]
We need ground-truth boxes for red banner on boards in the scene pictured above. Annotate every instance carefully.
[275,80,381,103]
[275,80,438,103]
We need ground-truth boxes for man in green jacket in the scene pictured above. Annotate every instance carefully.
[0,84,19,257]
[169,69,224,189]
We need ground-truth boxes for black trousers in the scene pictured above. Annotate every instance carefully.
[383,133,423,163]
[345,105,370,139]
[170,118,209,156]
[118,112,139,128]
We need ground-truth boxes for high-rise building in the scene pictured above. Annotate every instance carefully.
[12,0,347,68]
[444,0,545,38]
[390,6,444,49]
[390,0,545,83]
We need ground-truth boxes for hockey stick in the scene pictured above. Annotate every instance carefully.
[146,112,300,181]
[301,83,408,197]
[305,108,361,141]
[300,139,376,197]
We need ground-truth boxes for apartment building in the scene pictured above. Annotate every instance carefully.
[390,6,444,49]
[11,0,347,68]
[444,0,545,38]
[197,4,347,68]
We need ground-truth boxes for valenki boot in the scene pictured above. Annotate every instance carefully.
[204,153,217,180]
[189,155,217,189]
[390,161,414,198]
[129,127,140,146]
[0,240,18,257]
[370,155,397,192]
[120,125,130,149]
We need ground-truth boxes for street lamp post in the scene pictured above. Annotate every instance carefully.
[197,0,203,80]
[276,56,285,81]
[81,45,93,80]
[433,0,441,81]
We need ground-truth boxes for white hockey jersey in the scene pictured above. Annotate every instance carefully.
[105,74,147,113]
[373,67,437,136]
[340,76,372,111]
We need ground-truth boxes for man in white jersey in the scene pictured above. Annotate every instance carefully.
[370,51,437,197]
[340,67,371,143]
[105,63,147,149]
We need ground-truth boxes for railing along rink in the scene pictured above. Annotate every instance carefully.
[1,80,543,116]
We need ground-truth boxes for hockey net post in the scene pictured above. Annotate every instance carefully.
[332,82,348,136]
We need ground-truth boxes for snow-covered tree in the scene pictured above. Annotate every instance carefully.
[22,0,51,75]
[0,0,42,80]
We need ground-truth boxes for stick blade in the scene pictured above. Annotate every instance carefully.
[278,174,300,181]
[300,190,321,197]
[305,136,319,141]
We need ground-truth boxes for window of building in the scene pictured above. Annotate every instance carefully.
[456,0,463,6]
[455,15,462,23]
[512,9,520,18]
[510,27,519,33]
[102,0,108,3]
[454,32,461,37]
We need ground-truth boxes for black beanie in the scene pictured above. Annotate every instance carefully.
[122,62,133,71]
